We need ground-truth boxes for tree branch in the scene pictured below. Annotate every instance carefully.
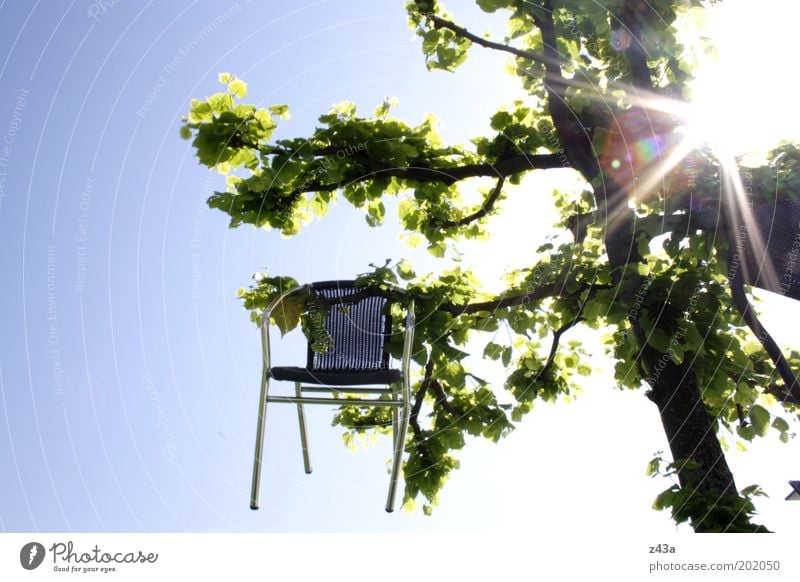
[440,275,610,317]
[285,152,562,200]
[730,276,800,402]
[539,311,584,380]
[435,176,505,228]
[428,15,554,67]
[566,211,595,243]
[529,1,565,88]
[532,1,598,179]
[429,378,459,417]
[736,403,748,428]
[441,280,565,316]
[725,200,800,402]
[765,383,800,406]
[566,209,719,243]
[410,359,434,436]
[709,158,800,406]
[337,270,600,326]
[619,0,654,90]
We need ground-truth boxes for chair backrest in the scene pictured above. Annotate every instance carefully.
[306,281,393,371]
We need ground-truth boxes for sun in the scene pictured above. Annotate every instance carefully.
[585,1,800,250]
[676,0,800,160]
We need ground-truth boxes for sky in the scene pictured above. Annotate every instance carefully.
[0,0,798,543]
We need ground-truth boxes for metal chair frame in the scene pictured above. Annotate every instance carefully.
[250,281,415,513]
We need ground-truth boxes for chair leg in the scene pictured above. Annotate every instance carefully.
[250,369,270,510]
[385,383,410,513]
[295,382,312,474]
[390,382,400,448]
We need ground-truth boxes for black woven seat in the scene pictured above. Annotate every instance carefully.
[270,366,401,386]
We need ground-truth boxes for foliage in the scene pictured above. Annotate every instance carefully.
[188,1,799,528]
[647,453,770,532]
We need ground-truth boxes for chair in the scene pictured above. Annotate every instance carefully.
[250,280,415,512]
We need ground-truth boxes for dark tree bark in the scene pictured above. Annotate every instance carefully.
[644,353,739,531]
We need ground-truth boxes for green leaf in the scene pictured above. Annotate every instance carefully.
[668,345,684,365]
[189,99,212,122]
[652,487,677,511]
[477,0,513,12]
[207,92,234,113]
[397,260,416,281]
[772,416,790,433]
[228,79,247,99]
[646,455,662,477]
[646,328,671,353]
[737,424,755,441]
[374,96,398,119]
[740,484,768,498]
[268,104,290,119]
[270,294,304,336]
[749,404,770,437]
[507,15,530,39]
[490,111,513,131]
[483,342,505,360]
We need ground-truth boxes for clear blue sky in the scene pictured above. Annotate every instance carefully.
[0,0,797,536]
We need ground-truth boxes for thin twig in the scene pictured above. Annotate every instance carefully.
[428,15,555,66]
[435,176,506,228]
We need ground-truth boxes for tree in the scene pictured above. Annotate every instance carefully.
[183,1,800,532]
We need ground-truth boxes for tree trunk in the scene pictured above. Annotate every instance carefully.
[539,0,752,525]
[602,191,746,532]
[645,355,739,531]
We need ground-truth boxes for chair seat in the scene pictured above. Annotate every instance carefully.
[269,366,401,386]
